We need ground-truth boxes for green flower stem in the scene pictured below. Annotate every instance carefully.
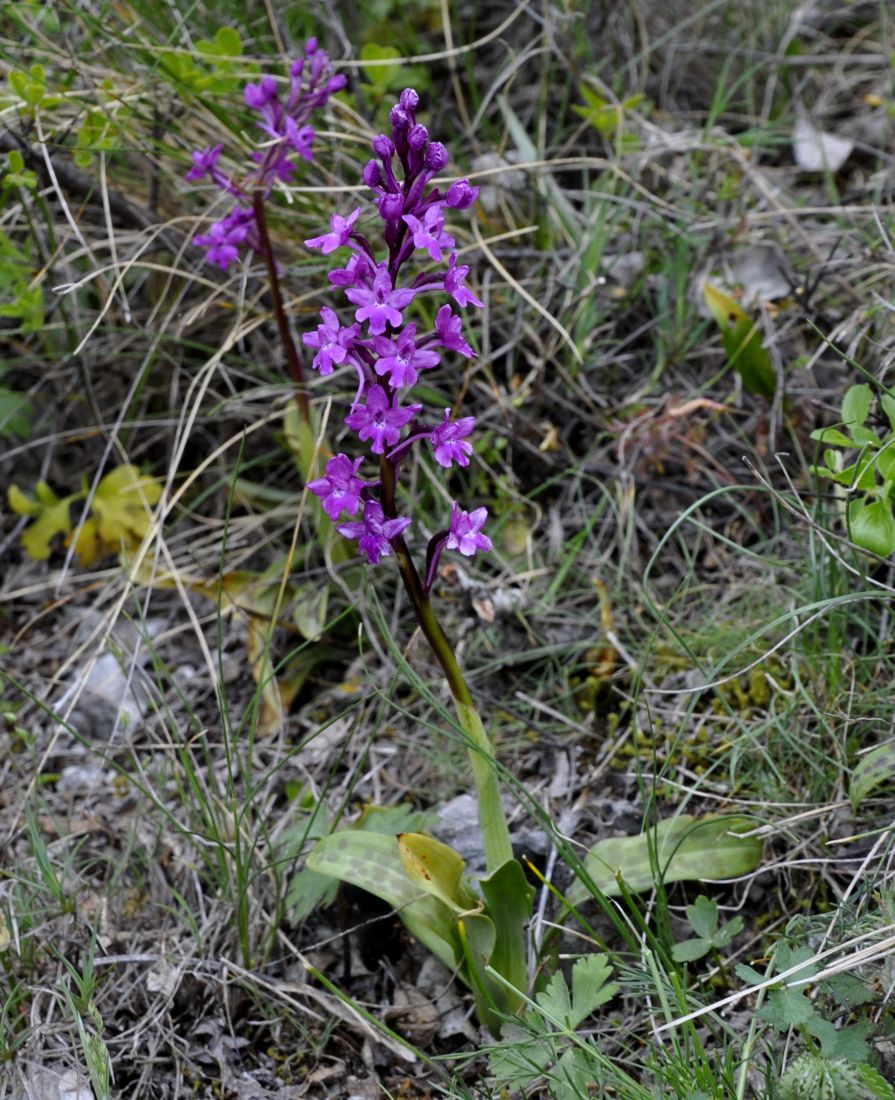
[251,190,311,424]
[379,456,513,873]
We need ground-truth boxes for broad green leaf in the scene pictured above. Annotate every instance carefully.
[847,497,895,557]
[810,427,853,447]
[488,1022,553,1090]
[567,815,762,906]
[824,973,875,1008]
[851,425,882,447]
[307,831,461,971]
[850,741,895,809]
[286,803,433,921]
[685,894,718,939]
[881,393,895,431]
[704,282,776,397]
[843,458,880,492]
[876,445,895,479]
[479,858,533,1006]
[457,910,511,1032]
[397,833,478,912]
[841,384,873,429]
[672,937,712,962]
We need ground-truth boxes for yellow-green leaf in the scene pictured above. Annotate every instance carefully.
[568,814,762,906]
[397,833,478,913]
[21,497,72,560]
[704,281,776,398]
[7,483,40,516]
[851,742,895,810]
[92,464,162,545]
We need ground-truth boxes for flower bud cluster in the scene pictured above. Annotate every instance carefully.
[304,89,491,576]
[187,38,346,269]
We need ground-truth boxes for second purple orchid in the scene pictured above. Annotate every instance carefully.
[304,88,491,587]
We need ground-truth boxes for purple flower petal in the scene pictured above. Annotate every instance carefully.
[344,384,421,454]
[338,499,411,564]
[307,453,366,519]
[305,208,361,254]
[430,409,476,468]
[345,264,416,336]
[446,502,492,557]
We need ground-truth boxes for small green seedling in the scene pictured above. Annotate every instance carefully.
[811,383,895,557]
[672,894,744,963]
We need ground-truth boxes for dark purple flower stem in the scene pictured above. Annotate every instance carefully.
[251,190,311,423]
[378,454,473,708]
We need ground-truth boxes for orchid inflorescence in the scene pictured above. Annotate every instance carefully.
[303,87,492,582]
[187,38,346,270]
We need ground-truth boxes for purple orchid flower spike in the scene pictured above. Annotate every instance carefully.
[299,86,490,579]
[187,39,344,271]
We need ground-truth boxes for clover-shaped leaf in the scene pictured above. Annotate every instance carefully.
[672,894,744,962]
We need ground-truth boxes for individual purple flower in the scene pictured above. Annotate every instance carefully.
[403,205,455,262]
[338,499,412,564]
[245,74,278,111]
[302,307,360,375]
[284,117,316,160]
[305,208,361,254]
[429,409,476,468]
[444,252,484,309]
[373,323,441,388]
[329,251,374,289]
[435,304,475,358]
[346,263,416,335]
[186,144,224,183]
[344,384,421,454]
[446,179,479,210]
[446,503,492,557]
[194,206,255,269]
[307,453,366,520]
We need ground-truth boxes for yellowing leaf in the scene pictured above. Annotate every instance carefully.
[21,495,72,560]
[398,833,478,913]
[10,481,74,560]
[92,464,161,545]
[704,281,776,398]
[7,483,40,516]
[65,516,105,568]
